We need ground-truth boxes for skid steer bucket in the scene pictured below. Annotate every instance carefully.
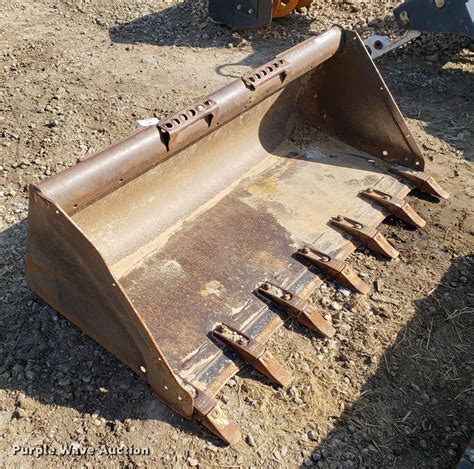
[26,27,447,444]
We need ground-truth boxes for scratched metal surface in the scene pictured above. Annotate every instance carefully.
[117,145,409,389]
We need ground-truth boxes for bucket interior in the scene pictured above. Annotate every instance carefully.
[70,78,409,389]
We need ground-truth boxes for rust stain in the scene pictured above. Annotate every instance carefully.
[251,250,288,273]
[120,194,295,373]
[200,280,225,298]
[246,174,280,200]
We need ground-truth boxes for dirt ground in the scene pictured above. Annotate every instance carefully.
[1,1,473,468]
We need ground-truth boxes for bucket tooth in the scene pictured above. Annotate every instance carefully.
[297,247,371,295]
[390,167,450,199]
[257,282,336,338]
[213,324,293,388]
[330,215,400,259]
[193,390,241,445]
[361,188,426,229]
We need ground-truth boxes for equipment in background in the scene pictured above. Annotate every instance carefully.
[365,0,474,59]
[208,0,313,30]
[208,0,473,59]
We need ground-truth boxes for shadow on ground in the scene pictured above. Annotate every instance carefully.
[108,0,315,77]
[304,254,473,468]
[108,1,313,48]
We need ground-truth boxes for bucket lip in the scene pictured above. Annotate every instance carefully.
[34,24,424,216]
[35,26,345,214]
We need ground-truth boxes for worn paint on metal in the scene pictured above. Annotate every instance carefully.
[25,27,437,443]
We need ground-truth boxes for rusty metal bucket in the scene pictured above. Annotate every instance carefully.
[25,27,447,444]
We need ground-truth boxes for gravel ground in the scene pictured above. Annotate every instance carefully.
[1,1,473,468]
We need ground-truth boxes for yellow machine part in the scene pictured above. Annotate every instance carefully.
[273,0,313,18]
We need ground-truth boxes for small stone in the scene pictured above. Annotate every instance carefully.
[0,411,12,425]
[289,386,300,399]
[330,301,342,311]
[187,457,199,467]
[320,297,331,306]
[30,437,43,447]
[337,287,351,297]
[204,443,218,452]
[58,377,71,386]
[339,324,351,334]
[246,434,256,447]
[308,430,318,441]
[370,293,400,306]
